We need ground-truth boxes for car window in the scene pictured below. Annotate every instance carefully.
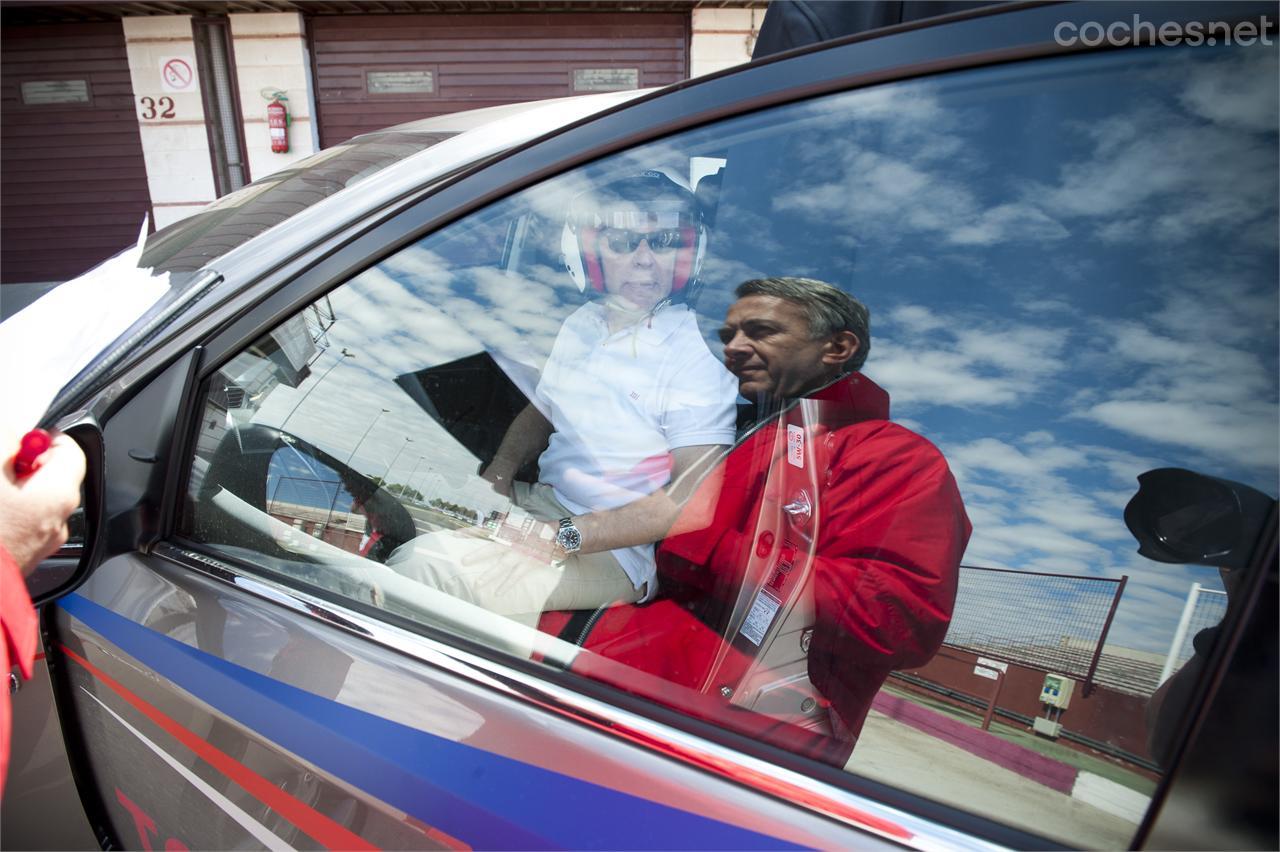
[179,42,1277,845]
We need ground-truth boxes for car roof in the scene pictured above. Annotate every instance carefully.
[372,91,654,137]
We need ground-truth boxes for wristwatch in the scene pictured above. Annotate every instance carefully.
[555,517,583,556]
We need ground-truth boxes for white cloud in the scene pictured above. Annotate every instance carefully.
[1179,50,1280,133]
[1030,49,1278,248]
[948,203,1070,246]
[870,344,1028,407]
[1082,399,1277,470]
[871,308,1069,410]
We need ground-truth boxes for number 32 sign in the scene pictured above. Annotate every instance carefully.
[139,96,176,120]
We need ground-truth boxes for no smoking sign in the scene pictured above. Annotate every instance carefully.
[160,56,195,93]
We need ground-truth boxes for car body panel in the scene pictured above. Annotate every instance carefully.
[55,555,925,850]
[1,647,101,850]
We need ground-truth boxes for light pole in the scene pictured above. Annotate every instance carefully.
[406,455,426,502]
[381,436,413,487]
[329,407,389,529]
[345,407,389,470]
[280,347,354,432]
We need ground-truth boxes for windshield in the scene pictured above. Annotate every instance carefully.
[139,129,456,279]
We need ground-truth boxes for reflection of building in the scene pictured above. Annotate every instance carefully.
[267,499,366,555]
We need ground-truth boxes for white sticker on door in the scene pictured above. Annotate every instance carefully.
[740,589,782,646]
[787,424,804,468]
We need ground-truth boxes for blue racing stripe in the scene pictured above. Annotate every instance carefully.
[60,594,800,850]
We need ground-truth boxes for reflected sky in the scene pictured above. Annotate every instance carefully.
[241,43,1276,660]
[694,46,1277,655]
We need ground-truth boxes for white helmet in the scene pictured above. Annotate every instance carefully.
[561,170,707,296]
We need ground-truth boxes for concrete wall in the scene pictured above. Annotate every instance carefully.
[122,16,217,229]
[228,12,319,182]
[690,7,764,78]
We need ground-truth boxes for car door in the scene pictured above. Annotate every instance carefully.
[12,2,1276,849]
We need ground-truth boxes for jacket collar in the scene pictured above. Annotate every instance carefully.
[806,372,890,423]
[740,372,890,439]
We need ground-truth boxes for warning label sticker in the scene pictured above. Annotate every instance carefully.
[787,424,804,468]
[740,589,782,646]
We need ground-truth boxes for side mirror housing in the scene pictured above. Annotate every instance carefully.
[1123,468,1273,569]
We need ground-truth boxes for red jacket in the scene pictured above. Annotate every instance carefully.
[1,544,38,797]
[543,374,970,762]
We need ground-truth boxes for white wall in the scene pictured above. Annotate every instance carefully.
[690,7,765,78]
[228,13,319,182]
[122,16,217,229]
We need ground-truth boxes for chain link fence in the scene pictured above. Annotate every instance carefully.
[944,565,1126,692]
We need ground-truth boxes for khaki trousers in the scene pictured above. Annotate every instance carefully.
[386,481,641,627]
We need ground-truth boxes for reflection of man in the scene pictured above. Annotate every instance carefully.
[553,277,970,762]
[389,172,737,623]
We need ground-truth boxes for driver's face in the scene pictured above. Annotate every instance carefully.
[598,204,677,311]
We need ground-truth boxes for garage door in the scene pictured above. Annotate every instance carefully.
[312,12,687,147]
[1,21,149,284]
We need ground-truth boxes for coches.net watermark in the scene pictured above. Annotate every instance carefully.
[1054,15,1274,48]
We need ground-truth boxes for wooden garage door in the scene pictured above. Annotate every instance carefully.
[312,12,687,147]
[1,21,149,284]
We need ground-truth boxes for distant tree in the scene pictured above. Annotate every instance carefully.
[386,482,423,502]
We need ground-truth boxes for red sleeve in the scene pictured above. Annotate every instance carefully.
[1,543,39,799]
[0,544,37,682]
[810,422,970,673]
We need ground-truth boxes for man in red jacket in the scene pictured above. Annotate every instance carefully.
[547,277,970,764]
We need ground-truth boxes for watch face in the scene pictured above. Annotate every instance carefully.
[557,525,582,552]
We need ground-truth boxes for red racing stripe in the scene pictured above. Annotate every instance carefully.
[61,644,379,851]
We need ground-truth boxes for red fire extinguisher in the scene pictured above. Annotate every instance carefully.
[267,94,289,153]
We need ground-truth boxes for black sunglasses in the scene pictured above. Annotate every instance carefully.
[600,228,687,254]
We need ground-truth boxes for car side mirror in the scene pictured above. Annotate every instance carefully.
[1124,467,1274,569]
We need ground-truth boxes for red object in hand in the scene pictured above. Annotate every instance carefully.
[12,428,52,479]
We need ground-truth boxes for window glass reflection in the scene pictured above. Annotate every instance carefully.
[183,42,1277,847]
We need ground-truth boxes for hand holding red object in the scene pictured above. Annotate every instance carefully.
[12,429,52,479]
[1,429,86,575]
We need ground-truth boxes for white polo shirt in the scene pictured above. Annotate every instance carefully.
[535,301,737,594]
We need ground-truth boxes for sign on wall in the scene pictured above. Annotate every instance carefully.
[21,80,90,105]
[367,70,435,95]
[974,657,1010,680]
[573,68,639,92]
[160,57,196,92]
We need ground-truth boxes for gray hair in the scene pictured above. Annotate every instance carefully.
[735,277,870,372]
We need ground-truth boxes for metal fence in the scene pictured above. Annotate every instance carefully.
[943,565,1126,693]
